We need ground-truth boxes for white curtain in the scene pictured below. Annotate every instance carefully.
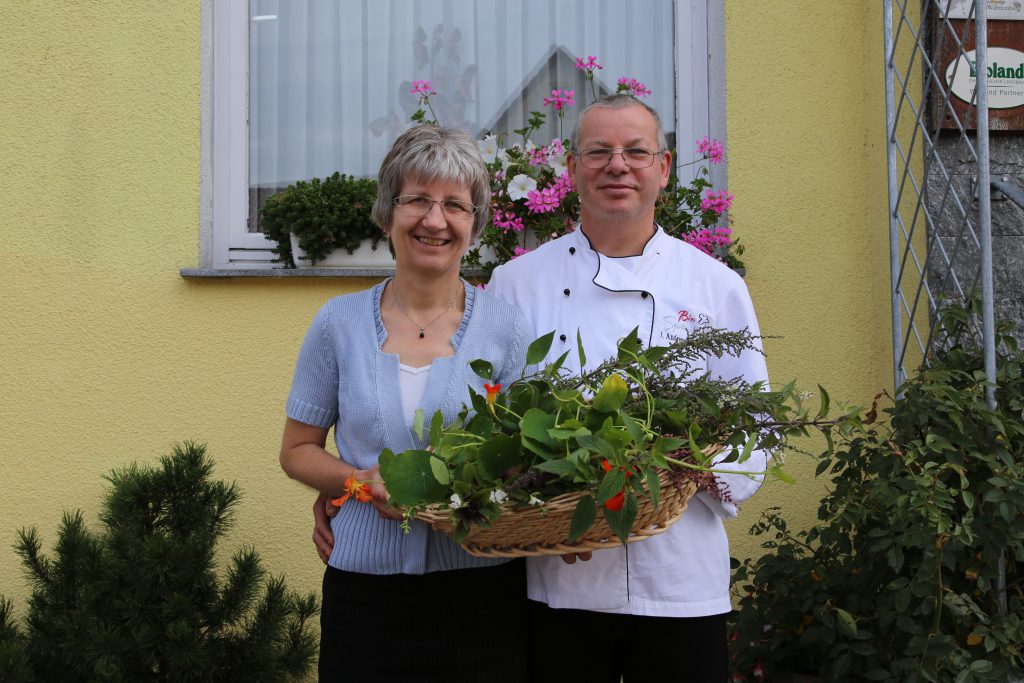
[248,0,676,225]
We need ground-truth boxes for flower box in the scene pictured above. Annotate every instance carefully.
[289,233,393,269]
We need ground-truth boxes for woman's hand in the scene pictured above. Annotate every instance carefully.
[311,465,402,564]
[356,465,403,521]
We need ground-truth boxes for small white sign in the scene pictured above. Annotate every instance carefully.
[945,0,1024,20]
[946,47,1024,108]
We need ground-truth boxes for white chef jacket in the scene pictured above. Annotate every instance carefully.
[487,225,769,617]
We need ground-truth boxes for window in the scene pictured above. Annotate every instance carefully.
[202,0,721,269]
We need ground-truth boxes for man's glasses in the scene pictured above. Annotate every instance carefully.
[577,147,663,169]
[393,195,478,219]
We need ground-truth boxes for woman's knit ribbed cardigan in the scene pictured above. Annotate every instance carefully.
[286,280,533,574]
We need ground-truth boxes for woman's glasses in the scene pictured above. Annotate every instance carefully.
[393,195,478,219]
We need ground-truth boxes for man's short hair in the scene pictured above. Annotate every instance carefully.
[569,94,668,154]
[372,124,492,241]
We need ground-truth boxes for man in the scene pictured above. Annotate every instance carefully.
[315,94,768,681]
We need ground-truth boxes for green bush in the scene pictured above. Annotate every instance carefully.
[260,172,383,266]
[730,305,1024,682]
[0,442,318,683]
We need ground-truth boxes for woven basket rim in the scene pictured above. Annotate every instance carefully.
[414,470,698,558]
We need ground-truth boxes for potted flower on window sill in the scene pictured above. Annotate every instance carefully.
[260,172,391,269]
[354,327,865,557]
[406,56,745,278]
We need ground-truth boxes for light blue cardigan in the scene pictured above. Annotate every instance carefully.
[286,280,533,574]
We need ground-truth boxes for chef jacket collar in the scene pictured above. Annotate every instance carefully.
[574,223,666,293]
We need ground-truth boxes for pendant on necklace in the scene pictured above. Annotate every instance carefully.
[419,329,425,338]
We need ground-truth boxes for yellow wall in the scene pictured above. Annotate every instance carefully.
[723,1,892,557]
[0,0,891,623]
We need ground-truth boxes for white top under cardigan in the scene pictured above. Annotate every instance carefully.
[286,280,533,575]
[488,226,770,618]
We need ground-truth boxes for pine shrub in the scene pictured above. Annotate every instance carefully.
[0,442,318,682]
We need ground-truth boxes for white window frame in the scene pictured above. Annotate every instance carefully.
[198,0,725,270]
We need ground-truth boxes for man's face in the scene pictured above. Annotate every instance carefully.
[568,105,671,225]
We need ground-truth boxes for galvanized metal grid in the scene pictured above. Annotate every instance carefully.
[883,0,997,400]
[884,0,1005,615]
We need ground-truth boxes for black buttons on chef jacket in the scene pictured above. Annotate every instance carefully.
[569,247,576,255]
[641,291,649,299]
[559,334,567,342]
[563,288,571,296]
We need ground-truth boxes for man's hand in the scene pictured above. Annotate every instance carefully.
[560,551,593,564]
[313,491,336,564]
[313,465,402,564]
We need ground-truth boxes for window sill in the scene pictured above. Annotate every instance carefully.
[180,267,488,278]
[180,267,395,278]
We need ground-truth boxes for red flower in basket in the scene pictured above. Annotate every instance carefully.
[601,459,635,477]
[604,490,626,512]
[601,459,634,511]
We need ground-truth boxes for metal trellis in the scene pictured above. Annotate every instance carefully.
[883,0,1007,617]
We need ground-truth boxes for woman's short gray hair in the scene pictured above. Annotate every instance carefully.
[372,124,491,240]
[569,94,668,154]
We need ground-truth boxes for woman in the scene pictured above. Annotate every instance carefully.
[279,125,532,682]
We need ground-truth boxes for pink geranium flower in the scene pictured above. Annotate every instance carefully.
[696,137,725,164]
[493,209,525,233]
[542,89,575,111]
[700,190,734,214]
[616,77,652,98]
[574,55,603,73]
[683,226,733,258]
[410,80,435,97]
[528,147,550,166]
[525,187,561,214]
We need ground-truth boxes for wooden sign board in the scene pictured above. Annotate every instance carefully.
[934,19,1024,130]
[945,0,1024,21]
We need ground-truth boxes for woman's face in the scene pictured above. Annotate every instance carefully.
[389,178,476,278]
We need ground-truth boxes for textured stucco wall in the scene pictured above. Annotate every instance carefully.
[722,1,891,561]
[0,0,891,627]
[0,1,366,617]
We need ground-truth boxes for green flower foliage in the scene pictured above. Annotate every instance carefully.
[260,172,383,266]
[730,306,1024,682]
[655,161,746,271]
[380,327,863,546]
[0,443,319,683]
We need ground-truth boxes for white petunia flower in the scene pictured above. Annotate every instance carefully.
[548,152,568,176]
[528,494,543,507]
[497,147,511,170]
[507,173,537,201]
[477,134,499,164]
[489,489,508,504]
[450,493,464,509]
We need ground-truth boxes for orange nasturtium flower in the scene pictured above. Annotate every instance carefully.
[483,383,502,403]
[330,476,373,508]
[483,382,502,414]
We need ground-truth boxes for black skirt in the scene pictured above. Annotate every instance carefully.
[318,560,529,682]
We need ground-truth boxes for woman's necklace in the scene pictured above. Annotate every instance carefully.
[391,280,462,339]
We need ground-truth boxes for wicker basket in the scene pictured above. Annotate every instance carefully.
[415,471,697,558]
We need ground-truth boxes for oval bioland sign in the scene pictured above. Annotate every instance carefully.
[946,47,1024,109]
